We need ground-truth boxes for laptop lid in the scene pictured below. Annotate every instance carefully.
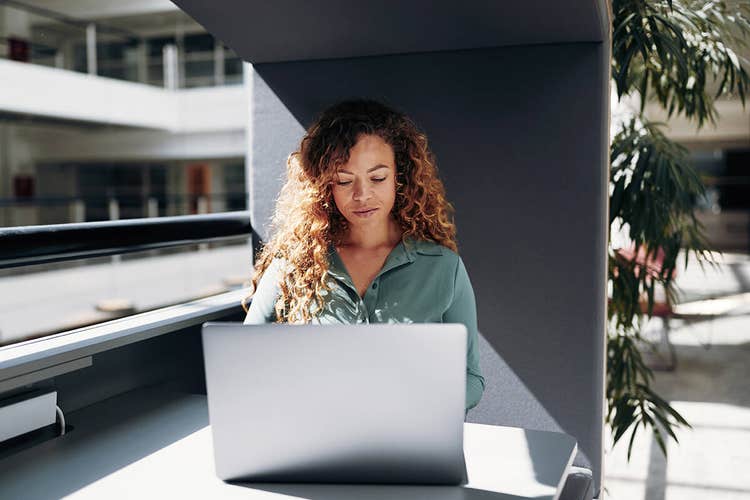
[201,322,467,484]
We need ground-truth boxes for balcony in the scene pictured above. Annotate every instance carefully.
[0,58,248,130]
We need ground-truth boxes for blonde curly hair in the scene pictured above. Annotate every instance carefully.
[243,100,457,322]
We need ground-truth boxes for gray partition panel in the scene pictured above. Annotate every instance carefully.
[249,43,609,493]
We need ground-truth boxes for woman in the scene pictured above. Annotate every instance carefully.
[243,99,484,411]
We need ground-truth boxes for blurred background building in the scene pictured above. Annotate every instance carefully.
[642,90,750,255]
[0,0,252,346]
[0,0,248,229]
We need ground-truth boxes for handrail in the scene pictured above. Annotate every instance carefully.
[0,193,247,207]
[0,211,253,269]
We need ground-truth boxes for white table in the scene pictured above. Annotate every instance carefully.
[0,389,576,500]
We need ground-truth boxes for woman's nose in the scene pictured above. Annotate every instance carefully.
[352,180,371,201]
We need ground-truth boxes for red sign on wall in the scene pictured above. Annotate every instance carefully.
[13,175,35,198]
[8,38,30,63]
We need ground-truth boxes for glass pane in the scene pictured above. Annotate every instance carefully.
[72,43,88,73]
[184,33,214,53]
[148,63,164,84]
[0,241,253,347]
[147,36,176,57]
[186,59,214,79]
[225,57,243,77]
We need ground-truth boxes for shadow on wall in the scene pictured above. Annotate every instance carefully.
[468,335,566,432]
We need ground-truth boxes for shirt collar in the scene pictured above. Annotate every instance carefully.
[382,238,413,271]
[327,237,443,285]
[403,237,444,258]
[327,247,350,285]
[326,238,411,291]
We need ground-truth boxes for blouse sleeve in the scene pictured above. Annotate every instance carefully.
[443,255,485,412]
[243,258,284,324]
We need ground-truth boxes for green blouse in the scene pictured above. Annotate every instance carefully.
[243,237,485,411]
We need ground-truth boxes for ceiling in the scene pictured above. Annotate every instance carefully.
[171,0,610,64]
[17,0,178,20]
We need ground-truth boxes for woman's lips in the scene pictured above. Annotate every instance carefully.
[352,208,378,217]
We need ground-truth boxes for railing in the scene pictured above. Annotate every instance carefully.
[0,193,248,227]
[0,211,253,270]
[0,0,242,88]
[0,211,260,347]
[0,212,258,378]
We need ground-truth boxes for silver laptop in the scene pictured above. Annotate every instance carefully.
[201,322,467,485]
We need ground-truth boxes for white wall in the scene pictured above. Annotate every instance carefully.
[0,60,248,132]
[16,125,246,162]
[647,98,750,147]
[0,5,31,39]
[174,86,249,133]
[614,92,750,148]
[1,60,176,128]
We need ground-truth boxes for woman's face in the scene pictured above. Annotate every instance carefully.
[332,134,397,231]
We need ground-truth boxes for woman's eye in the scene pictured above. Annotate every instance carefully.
[336,180,352,186]
[371,177,386,183]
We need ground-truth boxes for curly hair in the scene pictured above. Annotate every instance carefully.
[243,99,457,323]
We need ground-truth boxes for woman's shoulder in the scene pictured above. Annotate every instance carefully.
[256,255,284,275]
[254,255,290,289]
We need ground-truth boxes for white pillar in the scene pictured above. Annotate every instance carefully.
[163,44,178,90]
[175,27,185,88]
[136,40,148,84]
[108,198,119,221]
[197,195,208,214]
[86,23,97,75]
[71,199,85,223]
[0,124,10,221]
[214,41,225,86]
[197,195,209,251]
[54,50,64,69]
[107,197,121,263]
[147,197,158,218]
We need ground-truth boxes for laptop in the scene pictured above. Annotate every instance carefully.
[201,322,467,485]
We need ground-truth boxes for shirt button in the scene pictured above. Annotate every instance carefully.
[372,283,378,289]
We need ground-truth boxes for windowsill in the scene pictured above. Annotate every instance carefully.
[0,288,250,385]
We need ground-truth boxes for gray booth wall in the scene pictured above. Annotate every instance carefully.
[249,43,609,492]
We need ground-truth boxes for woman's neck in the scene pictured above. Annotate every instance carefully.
[342,217,403,250]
